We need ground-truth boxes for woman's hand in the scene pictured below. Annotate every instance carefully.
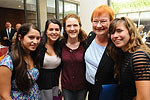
[58,70,62,92]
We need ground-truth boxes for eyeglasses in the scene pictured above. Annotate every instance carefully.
[92,20,107,25]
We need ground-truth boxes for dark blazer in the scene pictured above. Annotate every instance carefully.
[0,28,16,46]
[85,31,117,100]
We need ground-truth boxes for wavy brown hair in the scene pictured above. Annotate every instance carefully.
[63,14,87,43]
[108,17,150,77]
[11,23,41,94]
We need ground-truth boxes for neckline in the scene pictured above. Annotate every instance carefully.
[45,53,57,57]
[65,42,81,51]
[65,42,81,50]
[93,39,106,48]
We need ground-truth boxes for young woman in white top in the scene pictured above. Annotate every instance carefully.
[37,19,62,100]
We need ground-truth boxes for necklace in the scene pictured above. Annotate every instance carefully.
[66,42,80,50]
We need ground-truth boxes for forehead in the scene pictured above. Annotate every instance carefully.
[93,13,110,20]
[16,24,21,27]
[6,22,11,25]
[48,23,60,28]
[66,18,79,24]
[26,28,40,36]
[115,21,126,28]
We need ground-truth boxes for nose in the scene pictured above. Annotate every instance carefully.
[51,29,56,33]
[114,32,118,37]
[97,22,102,27]
[33,38,38,44]
[70,25,75,30]
[112,32,118,39]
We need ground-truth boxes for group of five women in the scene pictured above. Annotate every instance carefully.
[0,4,150,100]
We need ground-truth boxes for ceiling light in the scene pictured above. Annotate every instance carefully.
[18,5,21,8]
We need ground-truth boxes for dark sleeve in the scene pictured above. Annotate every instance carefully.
[38,43,46,67]
[132,51,150,80]
[84,31,96,49]
[1,30,6,38]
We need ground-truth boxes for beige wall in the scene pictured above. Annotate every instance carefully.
[38,0,47,33]
[80,0,108,34]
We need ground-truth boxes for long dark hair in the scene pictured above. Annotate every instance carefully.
[41,19,62,57]
[11,23,41,93]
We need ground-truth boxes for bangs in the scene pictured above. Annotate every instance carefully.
[109,20,123,34]
[91,5,114,22]
[92,8,106,19]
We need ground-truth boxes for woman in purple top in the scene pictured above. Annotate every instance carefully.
[59,14,87,100]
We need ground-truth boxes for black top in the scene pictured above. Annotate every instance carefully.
[37,43,61,89]
[120,51,150,100]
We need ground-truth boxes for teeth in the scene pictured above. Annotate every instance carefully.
[114,40,121,43]
[50,36,58,39]
[115,40,120,42]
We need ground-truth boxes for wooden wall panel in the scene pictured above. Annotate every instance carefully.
[0,7,25,31]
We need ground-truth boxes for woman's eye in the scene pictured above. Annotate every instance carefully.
[29,36,34,39]
[117,29,122,32]
[49,29,53,31]
[36,37,40,40]
[55,29,60,31]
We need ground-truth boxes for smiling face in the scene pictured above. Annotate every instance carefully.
[111,22,130,51]
[92,13,110,37]
[46,23,60,42]
[20,27,41,53]
[65,17,80,39]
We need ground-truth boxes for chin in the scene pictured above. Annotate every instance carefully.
[70,35,78,38]
[115,45,123,49]
[30,48,37,51]
[95,31,105,35]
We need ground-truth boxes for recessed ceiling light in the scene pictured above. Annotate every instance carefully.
[18,5,21,8]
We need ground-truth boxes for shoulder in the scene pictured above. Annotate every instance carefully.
[85,31,96,48]
[87,31,96,39]
[132,50,150,68]
[1,29,6,34]
[11,28,17,32]
[132,51,150,80]
[132,51,149,60]
[59,38,65,47]
[0,55,13,71]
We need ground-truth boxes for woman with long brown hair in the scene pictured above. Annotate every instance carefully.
[59,14,87,100]
[0,23,41,99]
[108,17,150,100]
